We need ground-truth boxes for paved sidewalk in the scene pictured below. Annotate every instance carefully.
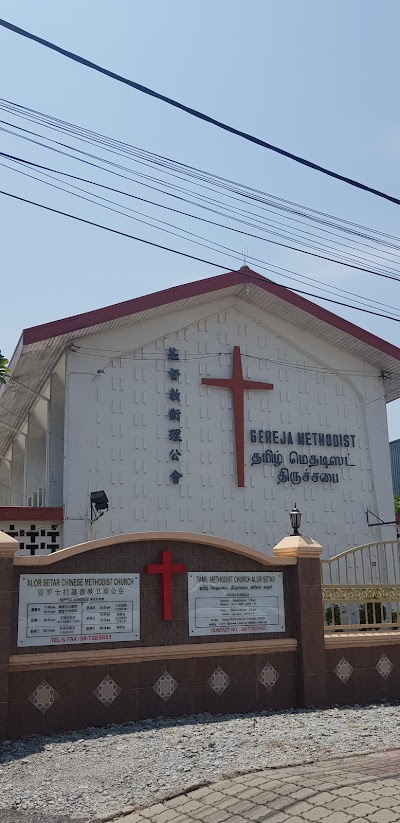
[115,750,400,823]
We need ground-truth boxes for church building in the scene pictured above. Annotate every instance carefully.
[0,267,399,557]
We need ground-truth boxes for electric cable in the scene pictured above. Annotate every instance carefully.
[4,149,400,298]
[2,115,400,273]
[2,100,400,264]
[1,18,400,206]
[1,184,400,324]
[4,156,400,319]
[2,138,400,287]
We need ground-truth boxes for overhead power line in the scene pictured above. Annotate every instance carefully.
[5,150,400,318]
[3,106,400,277]
[1,18,400,206]
[4,149,400,285]
[4,151,400,320]
[4,96,400,255]
[0,185,400,323]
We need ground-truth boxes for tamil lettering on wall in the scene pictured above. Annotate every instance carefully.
[249,428,357,485]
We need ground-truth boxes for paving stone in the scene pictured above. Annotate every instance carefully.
[302,806,333,821]
[220,782,249,796]
[142,805,168,818]
[367,810,400,823]
[202,810,231,823]
[213,796,240,810]
[372,797,400,809]
[117,815,147,823]
[218,817,249,823]
[110,749,400,823]
[166,797,192,809]
[163,816,192,823]
[352,792,383,803]
[377,788,400,797]
[274,783,306,796]
[222,800,255,815]
[201,791,227,805]
[151,810,179,823]
[351,802,380,815]
[268,795,295,811]
[284,800,313,815]
[190,807,217,821]
[308,791,338,805]
[175,799,203,814]
[325,797,357,813]
[290,787,318,800]
[333,786,364,797]
[258,812,287,823]
[241,805,275,820]
[247,790,278,803]
[189,787,213,800]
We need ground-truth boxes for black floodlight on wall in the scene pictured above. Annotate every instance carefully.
[90,490,109,523]
[289,504,302,536]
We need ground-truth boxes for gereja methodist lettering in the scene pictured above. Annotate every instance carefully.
[250,429,356,447]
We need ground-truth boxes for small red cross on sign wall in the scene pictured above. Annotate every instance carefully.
[144,550,187,621]
[202,345,274,488]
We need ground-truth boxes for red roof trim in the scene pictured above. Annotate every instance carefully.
[0,507,63,522]
[22,268,400,363]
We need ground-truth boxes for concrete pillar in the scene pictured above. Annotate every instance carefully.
[0,459,11,506]
[273,534,327,708]
[26,411,47,504]
[48,374,64,506]
[10,438,25,506]
[0,530,18,739]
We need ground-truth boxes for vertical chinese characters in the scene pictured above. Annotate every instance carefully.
[167,347,183,484]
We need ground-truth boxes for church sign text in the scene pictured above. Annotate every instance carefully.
[250,428,356,485]
[188,571,285,636]
[17,574,140,647]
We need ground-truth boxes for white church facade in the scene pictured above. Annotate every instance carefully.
[1,267,399,556]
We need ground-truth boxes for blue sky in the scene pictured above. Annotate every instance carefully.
[0,0,399,437]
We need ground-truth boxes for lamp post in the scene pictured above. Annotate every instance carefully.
[289,504,302,536]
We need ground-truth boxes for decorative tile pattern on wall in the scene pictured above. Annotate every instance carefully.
[375,654,393,680]
[1,522,61,555]
[94,676,121,706]
[29,680,59,714]
[208,666,231,695]
[334,657,353,683]
[153,671,178,702]
[258,663,279,691]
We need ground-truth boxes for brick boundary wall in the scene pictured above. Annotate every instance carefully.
[0,531,399,739]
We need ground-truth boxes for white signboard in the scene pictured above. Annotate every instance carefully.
[188,571,285,636]
[17,574,140,647]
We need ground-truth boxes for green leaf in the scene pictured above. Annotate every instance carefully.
[0,351,10,386]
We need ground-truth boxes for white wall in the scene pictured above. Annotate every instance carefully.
[63,296,396,555]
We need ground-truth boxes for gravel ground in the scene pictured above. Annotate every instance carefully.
[0,704,400,822]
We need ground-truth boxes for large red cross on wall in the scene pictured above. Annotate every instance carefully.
[144,550,186,620]
[202,346,274,488]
